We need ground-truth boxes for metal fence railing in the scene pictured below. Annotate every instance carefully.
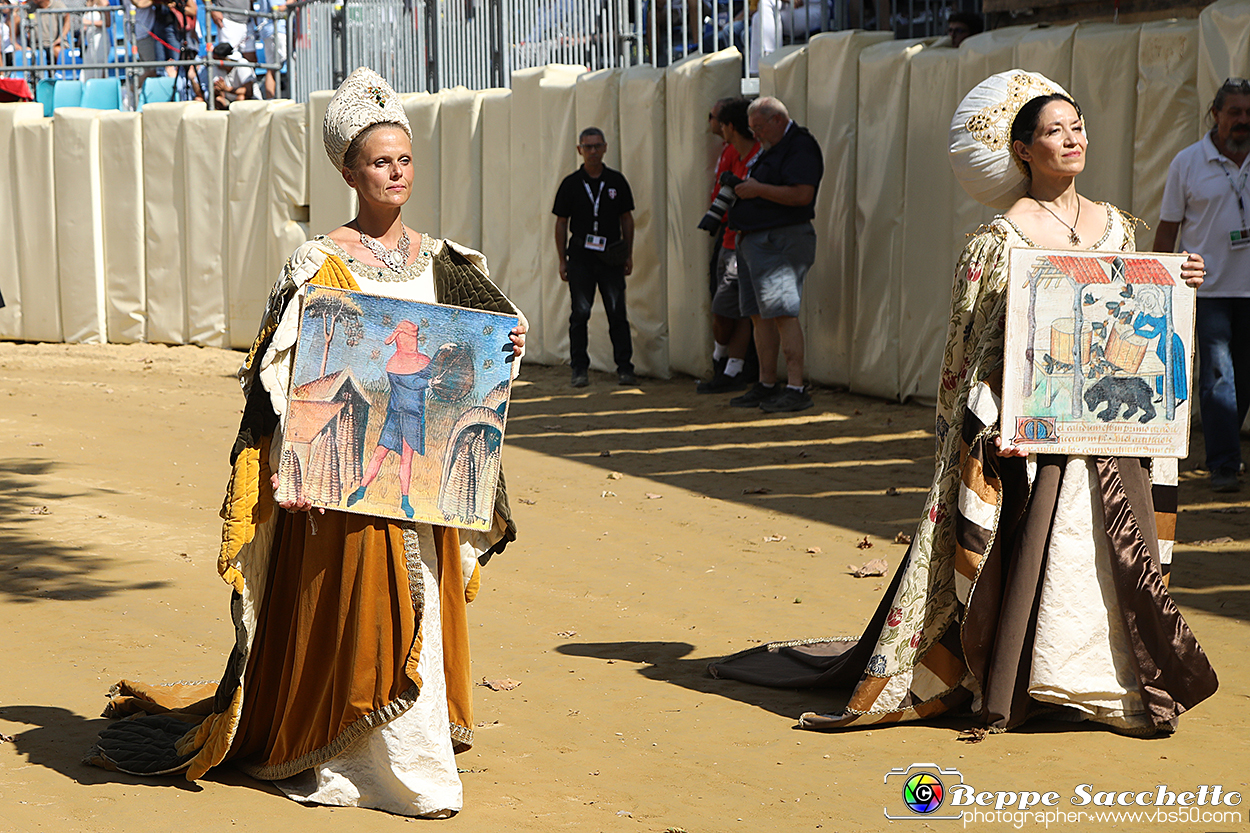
[285,0,977,99]
[3,0,977,107]
[2,0,288,109]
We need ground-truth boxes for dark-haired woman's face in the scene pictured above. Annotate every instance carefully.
[1015,100,1086,179]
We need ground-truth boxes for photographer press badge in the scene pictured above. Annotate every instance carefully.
[1220,164,1250,249]
[584,179,608,251]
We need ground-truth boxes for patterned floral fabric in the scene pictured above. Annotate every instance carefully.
[711,204,1216,733]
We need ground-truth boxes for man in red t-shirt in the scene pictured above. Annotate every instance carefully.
[697,97,762,394]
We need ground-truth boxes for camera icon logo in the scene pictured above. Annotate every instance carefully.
[884,763,965,821]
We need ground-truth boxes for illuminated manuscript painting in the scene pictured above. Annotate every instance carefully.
[1000,248,1193,458]
[276,286,518,530]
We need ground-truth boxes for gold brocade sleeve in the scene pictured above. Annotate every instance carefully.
[216,255,360,590]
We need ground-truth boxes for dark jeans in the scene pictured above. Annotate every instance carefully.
[1196,296,1250,474]
[567,248,633,375]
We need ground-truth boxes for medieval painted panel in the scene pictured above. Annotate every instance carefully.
[277,286,519,530]
[1001,248,1193,457]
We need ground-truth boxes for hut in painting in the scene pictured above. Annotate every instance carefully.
[438,380,510,529]
[1022,254,1178,419]
[284,369,371,505]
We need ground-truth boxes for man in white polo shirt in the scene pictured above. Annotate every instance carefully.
[1155,78,1250,493]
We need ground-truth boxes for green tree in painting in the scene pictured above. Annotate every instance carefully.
[305,289,365,378]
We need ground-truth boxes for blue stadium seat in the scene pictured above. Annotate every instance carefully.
[52,79,83,110]
[35,78,55,117]
[137,75,175,110]
[81,77,121,110]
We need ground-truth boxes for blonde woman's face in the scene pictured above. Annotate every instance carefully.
[344,126,413,209]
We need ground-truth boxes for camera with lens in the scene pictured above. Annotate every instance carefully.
[697,171,744,234]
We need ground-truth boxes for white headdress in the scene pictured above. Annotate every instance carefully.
[948,70,1074,211]
[323,67,412,170]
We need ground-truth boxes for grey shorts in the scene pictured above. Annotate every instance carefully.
[710,244,743,319]
[737,222,816,319]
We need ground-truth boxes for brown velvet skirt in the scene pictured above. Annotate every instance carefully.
[228,509,474,779]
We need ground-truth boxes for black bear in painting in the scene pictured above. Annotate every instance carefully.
[1083,376,1157,423]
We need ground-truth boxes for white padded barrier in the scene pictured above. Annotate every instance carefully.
[182,108,229,348]
[265,100,311,327]
[479,89,512,297]
[899,44,961,404]
[504,68,546,364]
[224,101,278,347]
[402,91,442,240]
[439,87,484,253]
[14,115,60,342]
[98,111,146,344]
[0,102,44,339]
[7,5,1250,404]
[54,108,107,344]
[507,66,581,366]
[804,31,890,388]
[1071,23,1140,213]
[851,37,929,399]
[142,101,201,344]
[618,65,670,380]
[1197,0,1250,140]
[1014,23,1076,90]
[1133,20,1198,226]
[663,49,740,379]
[760,44,808,125]
[531,65,584,367]
[307,89,353,236]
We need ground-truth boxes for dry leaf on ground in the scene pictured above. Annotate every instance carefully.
[29,506,50,515]
[885,487,900,496]
[479,677,521,691]
[958,727,988,744]
[763,534,787,543]
[599,450,612,457]
[645,492,663,499]
[894,532,912,545]
[518,498,537,505]
[855,536,872,549]
[601,490,616,498]
[806,546,822,554]
[848,558,888,577]
[556,630,577,638]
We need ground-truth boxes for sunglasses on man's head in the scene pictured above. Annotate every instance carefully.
[1221,77,1250,93]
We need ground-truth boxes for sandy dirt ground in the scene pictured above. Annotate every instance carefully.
[0,341,1247,833]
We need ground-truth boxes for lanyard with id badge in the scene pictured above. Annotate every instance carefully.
[1219,162,1250,250]
[583,178,608,251]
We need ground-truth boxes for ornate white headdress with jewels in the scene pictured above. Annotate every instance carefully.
[948,70,1075,211]
[322,67,413,170]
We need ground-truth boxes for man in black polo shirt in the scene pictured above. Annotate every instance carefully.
[552,127,637,387]
[727,96,823,413]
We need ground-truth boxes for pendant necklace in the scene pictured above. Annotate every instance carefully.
[359,226,411,271]
[1028,193,1081,246]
